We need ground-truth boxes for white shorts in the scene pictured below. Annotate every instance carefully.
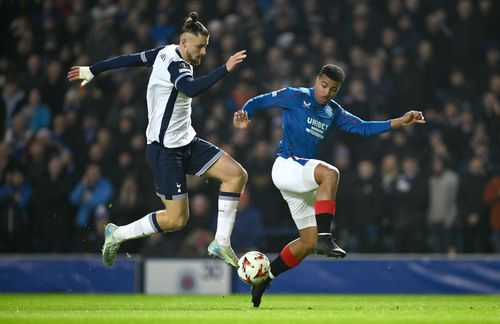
[271,156,321,230]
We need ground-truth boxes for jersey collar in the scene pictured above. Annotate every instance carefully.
[309,87,326,108]
[175,46,191,65]
[175,47,182,59]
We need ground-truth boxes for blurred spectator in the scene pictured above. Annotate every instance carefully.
[32,157,73,253]
[230,189,264,254]
[41,61,66,115]
[347,160,384,252]
[379,153,400,250]
[25,137,47,185]
[150,12,176,46]
[20,88,52,133]
[4,114,32,162]
[69,163,113,249]
[19,54,44,90]
[0,168,32,252]
[109,175,147,253]
[427,156,459,253]
[85,203,111,253]
[0,143,14,182]
[180,194,214,256]
[483,174,500,252]
[391,156,427,253]
[2,78,25,129]
[81,114,99,147]
[333,145,356,245]
[458,157,490,253]
[245,140,282,225]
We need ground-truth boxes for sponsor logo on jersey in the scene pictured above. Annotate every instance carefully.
[325,105,333,118]
[306,117,327,139]
[307,117,328,131]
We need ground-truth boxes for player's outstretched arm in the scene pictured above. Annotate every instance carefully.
[176,50,247,98]
[67,47,163,87]
[233,110,250,129]
[390,110,425,129]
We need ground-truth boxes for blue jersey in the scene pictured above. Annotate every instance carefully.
[243,87,392,159]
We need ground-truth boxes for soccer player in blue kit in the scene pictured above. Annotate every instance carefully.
[68,12,247,268]
[233,64,425,307]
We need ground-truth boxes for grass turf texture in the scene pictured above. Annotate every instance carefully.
[0,294,499,323]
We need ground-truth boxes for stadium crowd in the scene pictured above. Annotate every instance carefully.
[0,0,499,256]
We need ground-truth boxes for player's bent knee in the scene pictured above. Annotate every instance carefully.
[238,167,248,184]
[157,209,189,231]
[170,217,188,231]
[322,166,340,185]
[229,165,248,186]
[329,167,340,182]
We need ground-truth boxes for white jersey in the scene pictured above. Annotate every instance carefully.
[145,44,196,148]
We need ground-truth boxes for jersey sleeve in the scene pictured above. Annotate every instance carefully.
[333,107,391,136]
[171,64,229,97]
[167,60,194,89]
[90,46,164,75]
[243,88,296,118]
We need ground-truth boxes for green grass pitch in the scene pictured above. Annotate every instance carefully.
[0,294,499,323]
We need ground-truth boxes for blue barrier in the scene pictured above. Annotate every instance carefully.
[0,256,139,293]
[234,257,500,294]
[2,256,499,294]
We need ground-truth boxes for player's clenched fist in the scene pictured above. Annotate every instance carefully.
[401,110,425,126]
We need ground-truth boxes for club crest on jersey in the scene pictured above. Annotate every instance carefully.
[179,62,189,69]
[302,100,311,108]
[271,88,286,97]
[325,105,333,118]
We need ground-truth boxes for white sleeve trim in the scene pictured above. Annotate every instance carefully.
[140,51,147,63]
[174,73,192,88]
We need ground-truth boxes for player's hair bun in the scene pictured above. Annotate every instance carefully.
[180,11,208,36]
[185,12,198,25]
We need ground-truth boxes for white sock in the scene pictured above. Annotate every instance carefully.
[214,193,239,246]
[113,212,162,242]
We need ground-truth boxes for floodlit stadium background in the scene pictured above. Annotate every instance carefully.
[0,0,499,295]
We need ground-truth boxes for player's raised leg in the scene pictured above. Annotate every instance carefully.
[313,162,346,258]
[252,226,317,307]
[102,198,189,266]
[203,152,247,267]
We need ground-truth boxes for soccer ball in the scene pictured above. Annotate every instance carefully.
[237,251,270,285]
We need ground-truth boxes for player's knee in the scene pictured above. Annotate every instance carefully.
[170,216,188,230]
[233,165,248,186]
[323,166,340,186]
[158,210,188,231]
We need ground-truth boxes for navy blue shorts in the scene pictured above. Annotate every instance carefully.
[146,137,223,200]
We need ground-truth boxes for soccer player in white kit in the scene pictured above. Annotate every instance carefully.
[68,12,247,268]
[234,64,425,307]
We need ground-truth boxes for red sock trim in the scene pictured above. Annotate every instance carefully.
[314,200,336,215]
[280,244,301,268]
